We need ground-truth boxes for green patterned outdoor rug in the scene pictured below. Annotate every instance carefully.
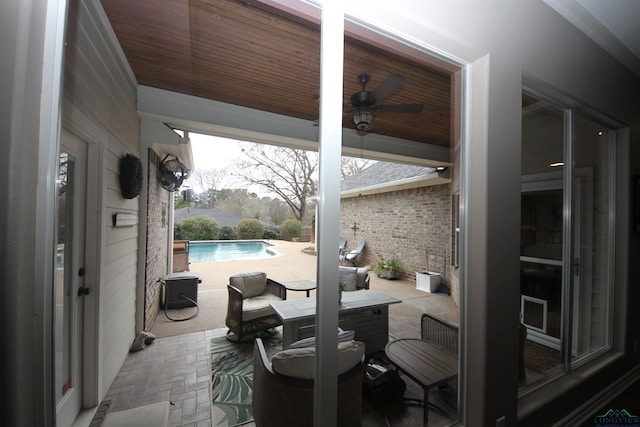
[210,331,282,427]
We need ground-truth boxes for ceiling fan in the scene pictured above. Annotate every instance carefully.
[346,73,424,133]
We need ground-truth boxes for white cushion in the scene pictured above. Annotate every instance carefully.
[338,266,358,291]
[289,330,355,349]
[271,340,365,380]
[230,272,267,298]
[241,293,282,321]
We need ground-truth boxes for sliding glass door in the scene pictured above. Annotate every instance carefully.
[520,90,614,388]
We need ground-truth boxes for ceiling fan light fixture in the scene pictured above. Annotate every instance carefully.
[353,109,373,130]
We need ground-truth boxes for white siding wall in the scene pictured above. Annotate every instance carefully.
[63,0,139,398]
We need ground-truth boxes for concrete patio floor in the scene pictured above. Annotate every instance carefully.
[150,240,459,339]
[103,240,460,426]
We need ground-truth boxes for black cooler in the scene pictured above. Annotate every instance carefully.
[163,272,200,309]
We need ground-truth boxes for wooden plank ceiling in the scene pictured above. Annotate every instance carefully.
[100,0,453,147]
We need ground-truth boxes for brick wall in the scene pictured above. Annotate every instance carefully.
[144,149,171,330]
[340,183,457,301]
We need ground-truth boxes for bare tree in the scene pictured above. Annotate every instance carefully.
[218,189,262,219]
[188,168,226,207]
[233,144,318,221]
[260,197,293,225]
[341,156,375,179]
[190,168,225,192]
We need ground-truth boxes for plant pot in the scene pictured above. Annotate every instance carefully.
[416,271,441,293]
[376,270,399,280]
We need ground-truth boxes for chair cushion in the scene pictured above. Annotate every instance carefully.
[289,330,355,349]
[230,272,267,298]
[241,293,282,321]
[271,340,365,380]
[338,266,358,291]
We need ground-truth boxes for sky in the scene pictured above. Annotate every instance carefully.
[186,132,267,196]
[186,131,373,197]
[188,132,244,171]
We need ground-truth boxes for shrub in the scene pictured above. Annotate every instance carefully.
[236,219,264,239]
[218,226,236,240]
[175,215,218,241]
[374,257,401,279]
[280,219,302,241]
[263,226,281,240]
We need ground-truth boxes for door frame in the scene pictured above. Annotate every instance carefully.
[82,141,103,407]
[56,130,87,424]
[56,128,103,423]
[520,169,593,353]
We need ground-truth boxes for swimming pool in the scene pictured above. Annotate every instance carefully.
[188,241,276,262]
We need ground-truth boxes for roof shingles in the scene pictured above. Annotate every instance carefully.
[341,161,434,192]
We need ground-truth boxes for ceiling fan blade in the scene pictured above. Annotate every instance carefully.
[375,103,424,114]
[373,73,405,102]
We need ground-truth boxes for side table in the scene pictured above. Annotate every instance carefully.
[385,338,457,425]
[283,280,316,297]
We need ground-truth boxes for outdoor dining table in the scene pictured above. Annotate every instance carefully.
[385,338,458,426]
[271,289,400,353]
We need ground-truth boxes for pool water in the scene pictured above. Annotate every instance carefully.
[188,241,276,262]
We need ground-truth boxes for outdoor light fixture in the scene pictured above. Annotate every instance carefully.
[353,109,373,130]
[436,166,450,179]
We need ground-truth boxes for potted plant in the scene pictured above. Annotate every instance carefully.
[416,246,441,292]
[375,257,401,280]
[338,280,348,302]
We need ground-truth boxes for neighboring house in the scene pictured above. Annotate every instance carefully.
[5,2,639,427]
[174,207,245,228]
[339,162,458,302]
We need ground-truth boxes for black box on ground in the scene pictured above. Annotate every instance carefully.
[363,358,405,403]
[164,272,200,309]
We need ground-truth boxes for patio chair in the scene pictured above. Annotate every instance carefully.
[340,239,365,266]
[225,272,287,341]
[420,314,528,402]
[339,236,347,258]
[339,265,370,291]
[252,337,365,427]
[421,313,459,407]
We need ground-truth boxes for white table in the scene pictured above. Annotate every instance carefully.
[271,290,401,353]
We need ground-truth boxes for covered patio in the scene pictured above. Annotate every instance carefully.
[148,240,458,340]
[103,240,458,426]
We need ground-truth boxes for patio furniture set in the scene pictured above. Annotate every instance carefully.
[223,268,459,426]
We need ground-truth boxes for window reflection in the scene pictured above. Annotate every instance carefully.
[520,90,614,389]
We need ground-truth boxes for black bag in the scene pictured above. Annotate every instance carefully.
[363,358,406,402]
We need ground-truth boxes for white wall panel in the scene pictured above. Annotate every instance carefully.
[62,0,140,403]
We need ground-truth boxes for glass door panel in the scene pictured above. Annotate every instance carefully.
[571,115,612,362]
[55,152,74,405]
[55,131,86,426]
[520,92,565,385]
[520,90,614,389]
